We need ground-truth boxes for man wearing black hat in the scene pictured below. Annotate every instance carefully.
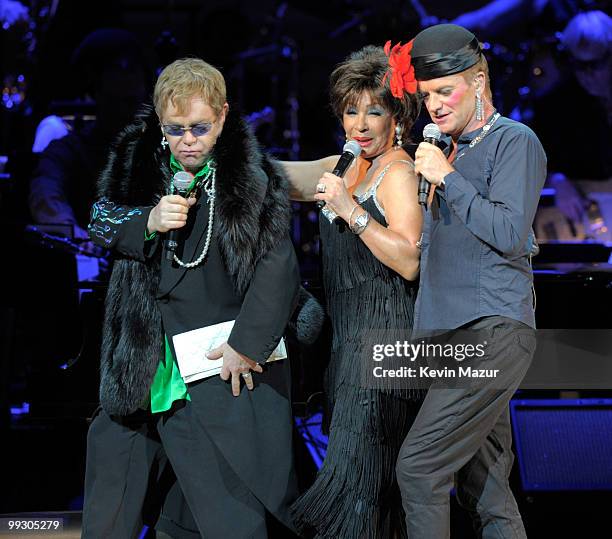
[395,24,546,538]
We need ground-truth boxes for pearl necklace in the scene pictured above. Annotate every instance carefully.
[455,111,500,161]
[173,164,216,269]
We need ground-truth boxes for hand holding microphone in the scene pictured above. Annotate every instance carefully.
[146,171,196,260]
[164,171,195,260]
[316,140,362,212]
[415,123,450,206]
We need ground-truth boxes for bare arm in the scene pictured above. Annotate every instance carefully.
[314,161,422,281]
[357,163,422,280]
[279,156,339,201]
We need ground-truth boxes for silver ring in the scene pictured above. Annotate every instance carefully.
[316,183,326,193]
[241,372,252,379]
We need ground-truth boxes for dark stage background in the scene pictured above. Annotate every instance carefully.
[1,0,611,537]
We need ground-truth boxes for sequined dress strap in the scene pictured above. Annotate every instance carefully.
[355,159,414,217]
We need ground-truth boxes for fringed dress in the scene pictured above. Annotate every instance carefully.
[292,161,423,538]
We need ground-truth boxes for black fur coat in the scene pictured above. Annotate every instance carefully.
[92,105,292,415]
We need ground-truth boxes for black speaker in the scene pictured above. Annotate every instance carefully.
[510,398,612,491]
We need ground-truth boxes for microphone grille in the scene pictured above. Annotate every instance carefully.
[423,123,442,141]
[343,139,362,158]
[173,170,194,191]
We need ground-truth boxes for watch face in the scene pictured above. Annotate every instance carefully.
[350,211,370,234]
[355,213,368,226]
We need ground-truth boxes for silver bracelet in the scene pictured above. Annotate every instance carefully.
[350,210,370,235]
[347,204,361,229]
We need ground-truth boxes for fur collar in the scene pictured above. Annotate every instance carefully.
[98,104,291,294]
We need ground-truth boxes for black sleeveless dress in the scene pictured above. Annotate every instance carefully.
[292,162,423,538]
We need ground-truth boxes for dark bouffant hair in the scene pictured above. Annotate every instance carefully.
[329,45,420,133]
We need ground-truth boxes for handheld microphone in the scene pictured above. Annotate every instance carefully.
[165,170,193,261]
[317,140,362,209]
[418,123,442,207]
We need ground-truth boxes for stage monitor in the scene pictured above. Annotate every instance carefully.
[510,399,612,491]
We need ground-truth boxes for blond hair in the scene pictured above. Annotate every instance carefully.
[462,54,493,102]
[154,57,226,118]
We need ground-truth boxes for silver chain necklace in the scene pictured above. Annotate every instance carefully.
[173,165,216,269]
[454,111,500,161]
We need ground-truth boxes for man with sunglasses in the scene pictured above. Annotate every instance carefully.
[82,58,300,538]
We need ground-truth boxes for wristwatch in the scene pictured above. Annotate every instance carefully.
[350,210,370,235]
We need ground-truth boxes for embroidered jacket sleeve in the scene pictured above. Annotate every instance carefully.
[88,198,159,261]
[228,236,300,364]
[443,129,547,256]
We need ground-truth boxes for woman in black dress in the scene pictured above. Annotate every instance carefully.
[283,44,423,538]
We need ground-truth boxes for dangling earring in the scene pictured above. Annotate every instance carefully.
[161,135,168,149]
[394,124,403,147]
[475,92,484,121]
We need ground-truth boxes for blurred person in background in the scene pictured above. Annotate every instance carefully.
[533,10,611,226]
[28,28,150,240]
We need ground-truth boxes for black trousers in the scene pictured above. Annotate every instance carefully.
[82,397,268,538]
[396,316,536,539]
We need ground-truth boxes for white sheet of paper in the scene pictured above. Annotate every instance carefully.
[172,320,287,383]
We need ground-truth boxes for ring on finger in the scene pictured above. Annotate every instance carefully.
[316,183,326,193]
[241,372,252,379]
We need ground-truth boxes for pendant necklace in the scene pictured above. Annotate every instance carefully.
[454,111,500,161]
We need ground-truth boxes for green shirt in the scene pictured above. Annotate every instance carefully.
[150,336,190,413]
[148,154,214,413]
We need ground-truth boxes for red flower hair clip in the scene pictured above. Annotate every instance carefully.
[383,40,417,97]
